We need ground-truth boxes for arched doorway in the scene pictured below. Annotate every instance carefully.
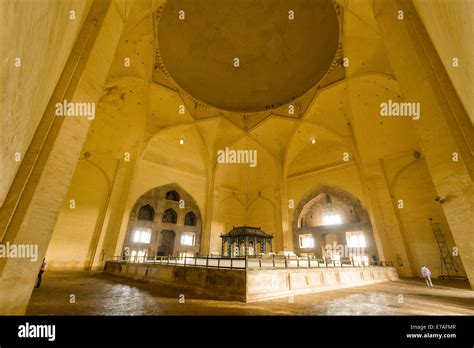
[323,233,338,259]
[157,230,176,256]
[122,183,203,258]
[138,205,155,221]
[293,186,378,261]
[184,211,197,226]
[162,208,177,223]
[165,190,180,202]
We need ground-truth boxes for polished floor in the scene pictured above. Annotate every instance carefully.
[26,271,474,316]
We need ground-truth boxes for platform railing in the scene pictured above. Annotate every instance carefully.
[108,255,393,270]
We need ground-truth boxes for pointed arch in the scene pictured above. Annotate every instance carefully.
[162,208,177,224]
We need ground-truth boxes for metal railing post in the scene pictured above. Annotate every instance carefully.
[245,255,248,270]
[206,256,209,268]
[218,258,220,269]
[308,256,311,268]
[259,259,261,269]
[184,255,187,267]
[285,257,288,269]
[272,255,275,268]
[195,256,197,266]
[297,258,299,268]
[231,258,233,270]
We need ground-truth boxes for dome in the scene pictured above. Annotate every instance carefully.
[157,0,340,112]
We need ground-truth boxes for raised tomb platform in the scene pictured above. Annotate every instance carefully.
[104,258,399,302]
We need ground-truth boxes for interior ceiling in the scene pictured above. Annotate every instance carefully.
[100,0,422,189]
[156,0,340,112]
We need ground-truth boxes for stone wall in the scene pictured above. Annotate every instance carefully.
[0,0,93,207]
[104,261,246,301]
[246,266,399,302]
[104,261,398,302]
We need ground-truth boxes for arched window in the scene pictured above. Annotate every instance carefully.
[184,211,197,226]
[165,190,180,202]
[138,205,154,221]
[162,208,177,223]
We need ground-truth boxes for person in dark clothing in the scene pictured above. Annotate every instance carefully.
[36,258,46,288]
[371,254,378,266]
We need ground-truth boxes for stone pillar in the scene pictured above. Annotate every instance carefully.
[373,0,474,287]
[343,97,393,265]
[92,159,138,270]
[0,0,130,314]
[201,166,216,255]
[275,167,292,253]
[364,164,416,277]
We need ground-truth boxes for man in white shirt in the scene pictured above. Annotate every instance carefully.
[421,265,433,287]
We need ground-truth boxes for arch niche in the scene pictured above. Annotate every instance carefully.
[121,184,202,258]
[293,186,379,261]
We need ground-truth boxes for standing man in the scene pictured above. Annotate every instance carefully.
[122,247,130,261]
[420,264,433,287]
[36,258,47,288]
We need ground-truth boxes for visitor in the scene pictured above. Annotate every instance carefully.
[371,254,378,264]
[36,258,46,288]
[420,264,433,287]
[122,248,130,261]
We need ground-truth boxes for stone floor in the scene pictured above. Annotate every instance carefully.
[26,271,474,316]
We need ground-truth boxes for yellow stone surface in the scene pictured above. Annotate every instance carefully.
[0,0,472,315]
